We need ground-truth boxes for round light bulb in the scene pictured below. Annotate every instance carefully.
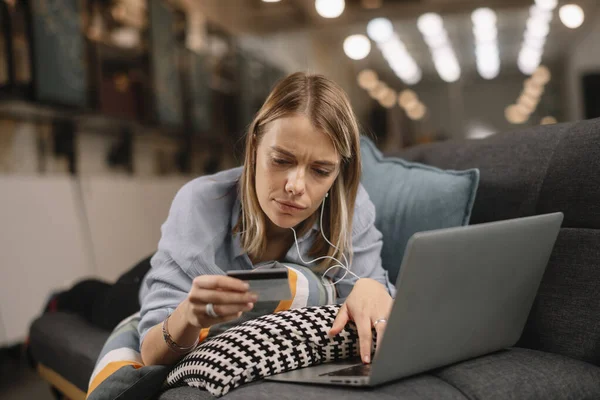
[531,65,551,85]
[367,18,394,43]
[406,102,426,120]
[398,89,418,108]
[343,34,371,60]
[315,0,345,18]
[417,13,444,37]
[357,69,379,90]
[535,0,558,11]
[471,8,497,27]
[379,89,397,108]
[559,4,584,29]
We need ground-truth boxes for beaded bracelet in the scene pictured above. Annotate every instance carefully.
[162,314,199,354]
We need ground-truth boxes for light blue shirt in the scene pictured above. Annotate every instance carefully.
[138,167,396,344]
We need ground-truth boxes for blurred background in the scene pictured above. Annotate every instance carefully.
[0,0,598,177]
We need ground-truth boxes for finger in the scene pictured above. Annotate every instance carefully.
[357,316,373,364]
[189,289,258,305]
[212,302,254,317]
[193,275,250,292]
[329,304,349,337]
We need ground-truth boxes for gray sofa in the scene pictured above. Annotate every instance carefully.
[30,117,600,399]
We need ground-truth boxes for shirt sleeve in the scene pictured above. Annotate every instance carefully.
[334,185,397,301]
[137,180,228,347]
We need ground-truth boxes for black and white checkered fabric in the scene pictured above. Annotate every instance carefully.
[164,305,375,397]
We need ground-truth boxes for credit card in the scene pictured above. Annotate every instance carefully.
[227,267,292,302]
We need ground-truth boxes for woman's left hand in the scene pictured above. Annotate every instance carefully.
[328,278,393,364]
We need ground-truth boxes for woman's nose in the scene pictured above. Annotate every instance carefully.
[285,168,306,195]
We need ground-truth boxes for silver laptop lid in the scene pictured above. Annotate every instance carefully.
[369,212,563,386]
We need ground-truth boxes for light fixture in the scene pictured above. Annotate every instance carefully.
[343,35,371,60]
[541,116,558,125]
[518,3,554,74]
[559,4,584,29]
[367,18,394,43]
[505,104,528,124]
[417,12,461,82]
[262,0,281,2]
[379,89,398,108]
[357,69,379,90]
[368,18,422,85]
[368,82,388,100]
[531,65,551,85]
[472,8,500,80]
[398,89,418,108]
[406,102,426,120]
[417,13,444,37]
[535,0,558,11]
[315,0,345,18]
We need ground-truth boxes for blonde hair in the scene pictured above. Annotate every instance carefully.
[234,72,362,270]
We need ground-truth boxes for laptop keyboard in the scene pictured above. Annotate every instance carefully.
[320,363,372,377]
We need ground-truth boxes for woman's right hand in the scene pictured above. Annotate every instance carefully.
[182,275,258,328]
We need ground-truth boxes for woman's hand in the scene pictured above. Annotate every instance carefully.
[183,275,258,328]
[328,278,393,364]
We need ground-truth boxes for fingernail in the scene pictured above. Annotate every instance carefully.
[247,302,254,310]
[250,294,259,302]
[244,283,250,290]
[364,356,370,364]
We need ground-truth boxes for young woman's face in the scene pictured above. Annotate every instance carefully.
[254,114,340,234]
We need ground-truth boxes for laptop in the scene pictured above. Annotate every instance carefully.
[265,212,563,387]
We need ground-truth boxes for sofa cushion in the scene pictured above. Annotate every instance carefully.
[435,347,600,399]
[360,136,480,284]
[517,228,600,366]
[157,375,467,400]
[29,312,109,391]
[395,118,600,230]
[536,118,600,229]
[395,122,564,225]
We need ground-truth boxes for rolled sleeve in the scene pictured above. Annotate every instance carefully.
[138,253,193,347]
[335,186,396,301]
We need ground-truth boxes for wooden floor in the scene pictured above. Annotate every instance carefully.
[0,344,55,400]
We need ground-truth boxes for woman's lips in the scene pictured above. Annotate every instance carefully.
[274,200,306,213]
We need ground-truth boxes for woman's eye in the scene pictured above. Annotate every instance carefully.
[313,168,331,177]
[273,158,289,165]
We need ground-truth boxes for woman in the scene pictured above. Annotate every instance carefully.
[139,72,396,367]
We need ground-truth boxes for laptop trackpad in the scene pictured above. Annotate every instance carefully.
[320,363,372,377]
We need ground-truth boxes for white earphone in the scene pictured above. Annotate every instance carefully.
[290,190,361,287]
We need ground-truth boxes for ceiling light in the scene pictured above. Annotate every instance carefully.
[472,8,497,26]
[262,0,281,2]
[505,104,528,124]
[531,65,551,85]
[535,0,558,11]
[417,13,444,37]
[406,102,426,120]
[541,116,557,125]
[398,89,418,108]
[369,82,388,99]
[379,89,398,108]
[559,4,585,29]
[357,69,379,90]
[343,34,371,60]
[315,0,345,18]
[367,18,394,43]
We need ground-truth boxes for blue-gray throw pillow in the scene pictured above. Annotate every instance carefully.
[360,136,479,284]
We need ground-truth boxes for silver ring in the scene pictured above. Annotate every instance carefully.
[205,303,219,318]
[373,318,388,327]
